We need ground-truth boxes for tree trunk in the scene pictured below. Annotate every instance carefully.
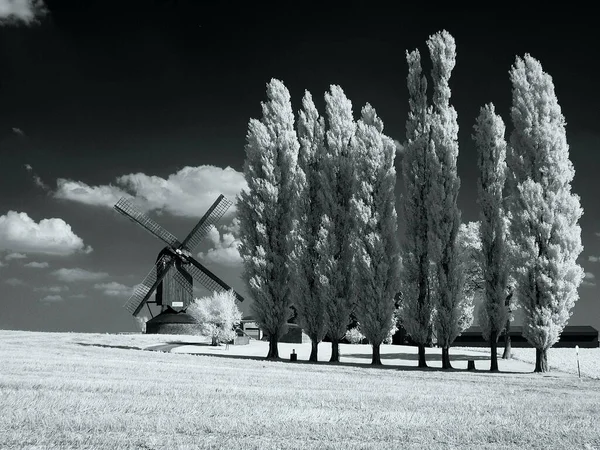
[502,319,512,359]
[330,338,340,362]
[534,348,549,373]
[417,343,427,368]
[267,334,279,359]
[371,343,382,365]
[490,330,499,372]
[309,339,318,362]
[211,335,218,346]
[441,346,452,369]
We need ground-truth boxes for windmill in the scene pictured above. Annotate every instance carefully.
[114,194,244,334]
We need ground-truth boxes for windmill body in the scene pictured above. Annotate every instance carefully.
[114,195,244,334]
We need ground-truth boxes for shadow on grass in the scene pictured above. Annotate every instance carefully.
[170,349,532,375]
[342,351,489,361]
[76,343,143,351]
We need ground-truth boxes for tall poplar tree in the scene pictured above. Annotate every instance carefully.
[320,85,358,362]
[427,30,464,370]
[291,90,328,362]
[352,104,401,365]
[237,78,301,359]
[399,48,435,368]
[508,55,584,372]
[473,103,510,371]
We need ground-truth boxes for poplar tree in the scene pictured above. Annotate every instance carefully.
[427,30,465,369]
[319,85,358,362]
[237,78,301,359]
[508,55,584,372]
[399,48,435,368]
[352,104,401,365]
[291,90,328,362]
[473,103,510,371]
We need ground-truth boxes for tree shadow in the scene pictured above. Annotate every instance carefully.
[342,351,490,361]
[76,343,142,351]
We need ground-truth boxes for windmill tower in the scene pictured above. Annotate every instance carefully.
[114,194,244,334]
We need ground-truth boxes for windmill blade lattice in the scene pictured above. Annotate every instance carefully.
[186,257,244,302]
[181,194,233,252]
[114,198,182,249]
[124,253,175,315]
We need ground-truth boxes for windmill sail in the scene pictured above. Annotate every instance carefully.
[181,194,233,252]
[187,257,244,302]
[124,253,176,315]
[114,198,182,249]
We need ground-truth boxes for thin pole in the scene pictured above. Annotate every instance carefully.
[576,345,581,379]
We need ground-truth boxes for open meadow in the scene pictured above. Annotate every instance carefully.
[1,330,599,449]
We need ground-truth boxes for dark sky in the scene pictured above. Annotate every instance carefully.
[0,1,598,333]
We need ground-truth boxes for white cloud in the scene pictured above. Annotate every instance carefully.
[0,211,92,256]
[52,268,109,283]
[0,261,5,267]
[589,256,600,263]
[197,224,242,267]
[596,232,600,238]
[70,293,87,299]
[54,165,246,218]
[24,261,49,268]
[54,179,130,208]
[5,252,26,260]
[35,285,69,293]
[582,272,596,287]
[93,281,134,297]
[40,294,63,303]
[23,164,48,191]
[5,277,24,286]
[0,0,47,24]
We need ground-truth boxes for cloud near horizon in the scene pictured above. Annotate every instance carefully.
[24,261,49,268]
[52,268,109,283]
[40,294,63,303]
[94,281,134,298]
[0,0,47,24]
[589,256,600,263]
[5,252,26,260]
[0,211,92,256]
[34,285,69,293]
[582,271,596,287]
[54,165,246,218]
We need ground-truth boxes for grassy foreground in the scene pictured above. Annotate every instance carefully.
[1,331,599,450]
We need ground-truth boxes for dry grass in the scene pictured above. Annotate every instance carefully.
[1,330,599,449]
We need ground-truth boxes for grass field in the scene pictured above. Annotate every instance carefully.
[1,330,599,449]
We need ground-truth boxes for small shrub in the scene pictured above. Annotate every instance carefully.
[345,327,366,344]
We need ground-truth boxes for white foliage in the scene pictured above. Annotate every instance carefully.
[352,103,401,347]
[290,90,328,344]
[426,30,466,348]
[187,290,242,344]
[473,103,510,342]
[399,48,435,346]
[319,85,358,341]
[508,55,584,351]
[237,79,300,340]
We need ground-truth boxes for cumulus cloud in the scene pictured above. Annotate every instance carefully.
[589,256,600,263]
[24,164,50,191]
[5,252,26,260]
[0,211,92,256]
[5,277,24,286]
[52,268,109,283]
[93,281,134,297]
[197,224,242,267]
[40,294,63,303]
[0,0,47,24]
[54,165,246,218]
[24,261,49,268]
[35,285,69,293]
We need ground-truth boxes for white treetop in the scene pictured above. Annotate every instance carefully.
[473,103,510,343]
[291,90,328,359]
[508,55,584,356]
[352,103,401,361]
[426,30,466,350]
[188,290,242,345]
[237,78,300,358]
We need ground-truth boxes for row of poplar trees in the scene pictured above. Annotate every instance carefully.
[236,30,584,372]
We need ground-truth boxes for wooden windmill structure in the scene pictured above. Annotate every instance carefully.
[114,194,244,333]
